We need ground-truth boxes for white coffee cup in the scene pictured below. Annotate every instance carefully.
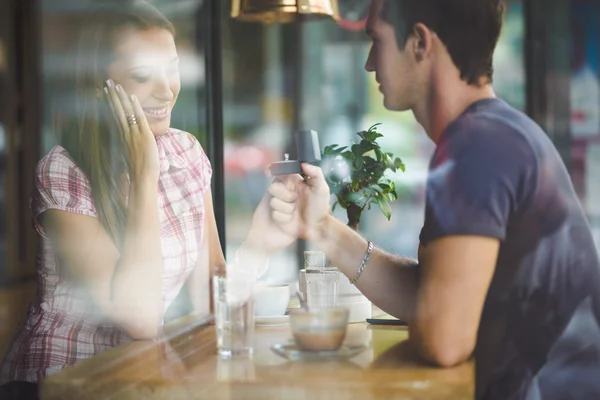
[252,284,290,317]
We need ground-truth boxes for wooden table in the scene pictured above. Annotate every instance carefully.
[42,314,474,400]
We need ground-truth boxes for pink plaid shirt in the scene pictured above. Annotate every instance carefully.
[0,128,212,383]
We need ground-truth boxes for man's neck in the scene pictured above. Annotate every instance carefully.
[413,78,496,144]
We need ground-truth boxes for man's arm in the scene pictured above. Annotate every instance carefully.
[315,214,496,365]
[412,235,497,367]
[315,215,419,320]
[316,215,497,367]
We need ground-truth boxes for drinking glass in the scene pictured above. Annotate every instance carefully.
[305,269,340,309]
[213,274,254,358]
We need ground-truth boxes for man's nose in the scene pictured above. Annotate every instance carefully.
[364,46,375,72]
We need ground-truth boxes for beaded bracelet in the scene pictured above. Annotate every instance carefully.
[350,241,374,285]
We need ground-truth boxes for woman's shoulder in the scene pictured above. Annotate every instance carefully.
[35,145,89,188]
[37,145,79,171]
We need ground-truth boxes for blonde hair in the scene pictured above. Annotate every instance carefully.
[56,1,175,246]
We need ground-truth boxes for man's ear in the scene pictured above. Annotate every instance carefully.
[412,23,433,61]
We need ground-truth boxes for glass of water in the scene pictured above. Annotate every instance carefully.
[213,274,254,358]
[305,269,340,309]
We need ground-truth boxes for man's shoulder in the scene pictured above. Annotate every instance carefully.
[448,99,550,149]
[434,99,544,169]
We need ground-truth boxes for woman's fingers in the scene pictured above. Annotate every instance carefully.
[114,84,140,136]
[130,94,152,134]
[104,80,128,135]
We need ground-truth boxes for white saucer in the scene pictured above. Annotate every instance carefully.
[271,342,367,361]
[255,314,290,327]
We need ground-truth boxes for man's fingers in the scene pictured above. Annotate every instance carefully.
[300,163,326,187]
[268,181,298,203]
[269,197,296,215]
[270,174,303,191]
[271,210,294,225]
[280,174,303,187]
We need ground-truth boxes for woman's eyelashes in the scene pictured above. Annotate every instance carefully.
[129,67,178,83]
[131,70,151,83]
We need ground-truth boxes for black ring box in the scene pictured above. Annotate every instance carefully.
[270,130,321,176]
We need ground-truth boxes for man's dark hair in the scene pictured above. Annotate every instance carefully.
[381,0,505,85]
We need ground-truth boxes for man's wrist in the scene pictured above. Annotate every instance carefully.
[309,214,335,245]
[243,230,274,256]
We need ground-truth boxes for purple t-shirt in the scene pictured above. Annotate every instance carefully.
[420,98,600,400]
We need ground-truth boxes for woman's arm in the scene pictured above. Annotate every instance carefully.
[186,189,226,316]
[41,85,164,340]
[42,177,163,340]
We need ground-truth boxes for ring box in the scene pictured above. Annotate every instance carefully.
[270,130,321,176]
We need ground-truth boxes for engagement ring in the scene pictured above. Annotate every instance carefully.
[126,114,138,125]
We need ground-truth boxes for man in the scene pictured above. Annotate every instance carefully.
[268,0,600,399]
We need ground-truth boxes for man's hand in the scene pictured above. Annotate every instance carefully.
[269,163,331,242]
[245,175,300,254]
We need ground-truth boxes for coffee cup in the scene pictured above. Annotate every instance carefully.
[290,307,350,351]
[252,284,290,317]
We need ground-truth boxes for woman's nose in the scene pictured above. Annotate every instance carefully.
[153,73,174,101]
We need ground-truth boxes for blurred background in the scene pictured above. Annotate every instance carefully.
[0,0,598,357]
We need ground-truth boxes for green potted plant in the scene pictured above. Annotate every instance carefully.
[322,123,405,231]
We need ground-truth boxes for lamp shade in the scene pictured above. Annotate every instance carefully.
[231,0,340,23]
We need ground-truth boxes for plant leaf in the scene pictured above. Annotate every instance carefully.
[354,156,364,169]
[320,123,405,223]
[384,192,397,202]
[376,197,392,220]
[368,123,382,131]
[368,184,384,194]
[345,192,363,204]
[395,158,406,172]
[378,183,391,192]
[341,151,354,162]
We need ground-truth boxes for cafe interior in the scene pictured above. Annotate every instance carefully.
[0,0,599,398]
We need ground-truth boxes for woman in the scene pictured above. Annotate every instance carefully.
[0,1,289,386]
